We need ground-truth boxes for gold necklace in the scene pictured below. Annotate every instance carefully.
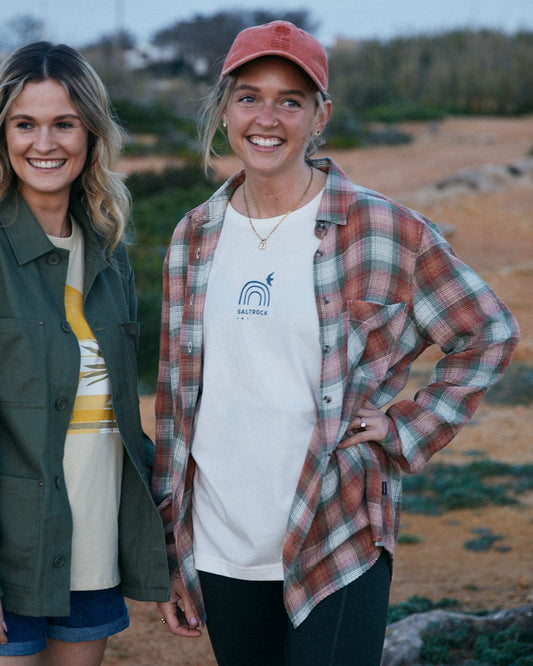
[243,168,314,250]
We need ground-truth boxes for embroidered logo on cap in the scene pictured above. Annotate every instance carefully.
[270,23,292,50]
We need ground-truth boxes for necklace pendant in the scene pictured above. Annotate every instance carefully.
[259,240,267,250]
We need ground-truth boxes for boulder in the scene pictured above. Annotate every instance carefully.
[381,605,532,665]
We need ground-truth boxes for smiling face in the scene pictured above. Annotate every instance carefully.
[223,57,330,179]
[5,79,89,210]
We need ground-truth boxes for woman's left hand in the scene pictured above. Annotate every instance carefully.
[158,575,203,638]
[337,400,389,448]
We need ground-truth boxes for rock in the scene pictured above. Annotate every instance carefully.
[381,605,532,665]
[436,158,533,193]
[436,164,510,193]
[408,157,533,206]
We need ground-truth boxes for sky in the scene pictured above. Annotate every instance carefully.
[1,0,533,48]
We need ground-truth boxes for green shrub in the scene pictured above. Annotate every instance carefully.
[328,29,533,117]
[113,98,196,135]
[419,619,533,664]
[397,533,422,545]
[113,99,200,157]
[387,595,459,624]
[475,626,533,664]
[324,110,413,148]
[402,460,533,515]
[484,363,533,406]
[126,164,209,198]
[464,529,504,552]
[126,165,220,391]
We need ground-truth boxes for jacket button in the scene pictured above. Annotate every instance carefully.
[55,398,68,411]
[47,253,61,266]
[61,321,72,333]
[53,555,65,568]
[55,477,64,490]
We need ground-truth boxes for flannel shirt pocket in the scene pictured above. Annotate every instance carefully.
[345,300,408,384]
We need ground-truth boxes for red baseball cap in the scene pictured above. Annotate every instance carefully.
[220,20,328,93]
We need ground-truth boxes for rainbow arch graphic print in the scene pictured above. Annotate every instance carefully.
[238,279,272,307]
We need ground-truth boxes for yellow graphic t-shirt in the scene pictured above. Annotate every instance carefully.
[64,285,118,434]
[50,221,123,591]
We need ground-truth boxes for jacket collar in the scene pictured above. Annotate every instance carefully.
[1,188,109,274]
[0,190,55,265]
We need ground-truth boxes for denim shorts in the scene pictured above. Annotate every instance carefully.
[0,586,129,656]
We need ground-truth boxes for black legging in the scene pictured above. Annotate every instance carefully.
[198,550,392,666]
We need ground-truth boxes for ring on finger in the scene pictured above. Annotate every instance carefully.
[360,421,366,429]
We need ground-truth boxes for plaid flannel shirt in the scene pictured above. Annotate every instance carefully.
[152,158,519,627]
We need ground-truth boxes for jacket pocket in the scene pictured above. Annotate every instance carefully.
[0,319,46,407]
[0,475,44,592]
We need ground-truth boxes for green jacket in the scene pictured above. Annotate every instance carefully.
[0,190,169,616]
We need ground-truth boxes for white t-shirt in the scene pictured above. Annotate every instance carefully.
[49,220,123,590]
[191,190,323,580]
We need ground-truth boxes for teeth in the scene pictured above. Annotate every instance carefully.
[29,159,65,169]
[249,136,282,147]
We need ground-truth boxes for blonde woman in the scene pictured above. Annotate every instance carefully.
[153,21,519,665]
[0,42,168,665]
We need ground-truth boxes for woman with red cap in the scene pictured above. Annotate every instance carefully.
[152,20,519,665]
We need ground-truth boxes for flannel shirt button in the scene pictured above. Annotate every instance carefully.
[315,249,323,258]
[323,344,331,353]
[316,222,327,232]
[323,297,330,304]
[323,395,332,403]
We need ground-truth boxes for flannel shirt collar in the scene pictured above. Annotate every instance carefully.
[189,158,353,228]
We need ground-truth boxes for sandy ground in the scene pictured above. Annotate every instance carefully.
[103,116,533,664]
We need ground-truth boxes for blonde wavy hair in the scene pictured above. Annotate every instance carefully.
[0,41,130,250]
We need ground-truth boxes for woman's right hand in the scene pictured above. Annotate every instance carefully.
[0,600,8,644]
[337,400,390,449]
[157,575,203,638]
